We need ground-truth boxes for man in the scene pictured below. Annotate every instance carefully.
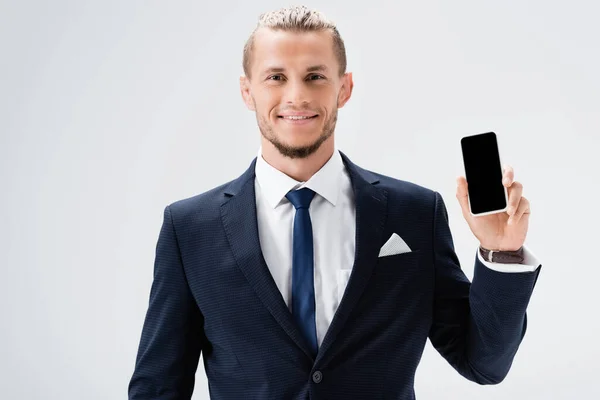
[128,5,542,400]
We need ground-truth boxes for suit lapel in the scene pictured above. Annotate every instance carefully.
[315,151,388,364]
[220,158,316,361]
[219,151,388,364]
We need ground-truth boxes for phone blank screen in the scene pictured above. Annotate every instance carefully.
[460,132,507,215]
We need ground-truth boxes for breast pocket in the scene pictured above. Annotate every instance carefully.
[373,249,424,287]
[375,249,421,269]
[337,250,424,303]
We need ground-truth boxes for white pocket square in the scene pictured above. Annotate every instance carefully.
[378,233,412,257]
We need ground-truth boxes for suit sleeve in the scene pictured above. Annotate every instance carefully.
[128,205,205,399]
[428,191,541,384]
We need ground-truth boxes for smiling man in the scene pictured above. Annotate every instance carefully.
[128,5,542,400]
[240,16,350,181]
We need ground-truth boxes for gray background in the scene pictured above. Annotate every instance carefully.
[1,0,598,399]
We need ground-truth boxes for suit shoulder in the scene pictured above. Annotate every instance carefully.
[368,169,437,202]
[164,177,238,221]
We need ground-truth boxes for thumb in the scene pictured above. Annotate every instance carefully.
[456,176,470,216]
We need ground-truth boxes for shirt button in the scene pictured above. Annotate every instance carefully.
[312,371,322,383]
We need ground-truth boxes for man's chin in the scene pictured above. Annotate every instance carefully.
[269,134,325,159]
[275,128,319,143]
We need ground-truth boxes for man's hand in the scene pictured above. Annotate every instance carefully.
[456,165,530,251]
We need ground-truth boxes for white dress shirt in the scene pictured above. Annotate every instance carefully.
[254,146,541,346]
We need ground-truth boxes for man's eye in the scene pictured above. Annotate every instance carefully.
[267,74,325,81]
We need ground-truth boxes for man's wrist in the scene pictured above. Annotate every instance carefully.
[479,245,525,264]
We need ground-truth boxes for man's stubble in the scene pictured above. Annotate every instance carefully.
[254,98,338,160]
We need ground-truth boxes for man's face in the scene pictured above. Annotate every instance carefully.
[240,28,353,159]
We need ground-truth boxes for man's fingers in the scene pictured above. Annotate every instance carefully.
[456,176,470,215]
[502,164,514,186]
[506,181,523,215]
[509,196,530,225]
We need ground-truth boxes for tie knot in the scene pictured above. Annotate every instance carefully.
[285,187,316,209]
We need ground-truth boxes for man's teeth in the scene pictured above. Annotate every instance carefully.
[281,115,315,120]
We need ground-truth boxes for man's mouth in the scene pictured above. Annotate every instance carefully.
[278,115,318,120]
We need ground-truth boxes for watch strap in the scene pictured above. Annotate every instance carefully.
[479,245,525,264]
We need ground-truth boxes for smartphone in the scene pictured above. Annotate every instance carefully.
[460,132,508,216]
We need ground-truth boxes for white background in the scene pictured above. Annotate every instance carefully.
[1,1,598,399]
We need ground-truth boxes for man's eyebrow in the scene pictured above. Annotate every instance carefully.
[262,65,329,74]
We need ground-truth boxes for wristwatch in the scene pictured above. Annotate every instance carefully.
[479,245,525,264]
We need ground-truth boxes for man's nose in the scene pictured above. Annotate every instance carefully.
[284,81,310,105]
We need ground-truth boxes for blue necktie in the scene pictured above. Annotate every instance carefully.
[285,187,318,356]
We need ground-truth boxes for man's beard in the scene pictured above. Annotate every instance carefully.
[256,106,337,160]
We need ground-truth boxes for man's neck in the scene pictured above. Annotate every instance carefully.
[260,138,335,182]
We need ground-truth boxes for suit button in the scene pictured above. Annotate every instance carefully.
[312,371,322,383]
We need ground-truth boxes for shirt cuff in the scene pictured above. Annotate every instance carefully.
[477,245,541,273]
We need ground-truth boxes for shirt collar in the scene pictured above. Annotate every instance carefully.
[255,145,345,209]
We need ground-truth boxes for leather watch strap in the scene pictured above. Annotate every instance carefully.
[479,245,525,264]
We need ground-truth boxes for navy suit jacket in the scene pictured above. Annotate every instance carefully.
[128,151,541,399]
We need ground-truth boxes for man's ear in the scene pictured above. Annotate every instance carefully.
[240,75,255,111]
[337,72,354,108]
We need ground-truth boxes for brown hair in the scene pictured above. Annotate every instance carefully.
[242,5,347,80]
